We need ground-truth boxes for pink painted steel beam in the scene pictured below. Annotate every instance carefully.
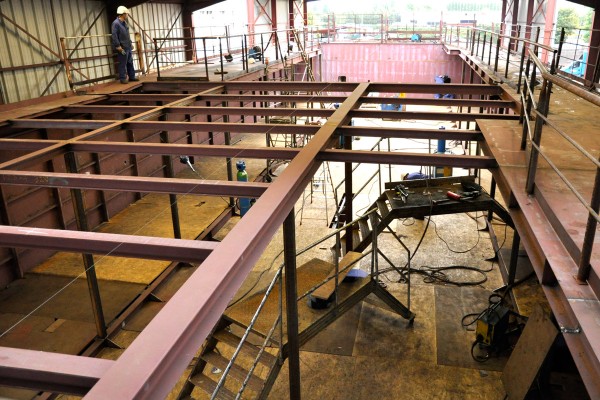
[0,225,218,263]
[0,170,269,197]
[349,110,519,121]
[0,347,112,395]
[319,149,497,168]
[6,119,320,135]
[83,83,372,400]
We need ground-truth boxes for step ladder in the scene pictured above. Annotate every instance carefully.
[176,320,282,400]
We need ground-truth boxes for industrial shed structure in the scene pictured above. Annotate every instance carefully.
[0,0,599,399]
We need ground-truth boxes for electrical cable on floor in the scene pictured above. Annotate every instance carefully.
[226,249,284,309]
[430,212,482,254]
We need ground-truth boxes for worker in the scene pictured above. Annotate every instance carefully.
[111,6,138,84]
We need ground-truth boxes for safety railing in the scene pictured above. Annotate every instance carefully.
[152,28,319,81]
[307,13,442,43]
[59,32,144,88]
[443,24,558,93]
[211,205,410,399]
[519,49,600,285]
[443,23,600,92]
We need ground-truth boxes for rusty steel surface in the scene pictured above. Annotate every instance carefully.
[0,79,561,397]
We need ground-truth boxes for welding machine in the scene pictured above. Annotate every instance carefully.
[476,302,510,347]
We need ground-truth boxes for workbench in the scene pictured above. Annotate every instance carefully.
[383,176,513,225]
[382,176,520,291]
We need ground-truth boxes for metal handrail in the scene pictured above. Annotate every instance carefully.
[212,206,379,398]
[519,49,600,283]
[211,263,284,399]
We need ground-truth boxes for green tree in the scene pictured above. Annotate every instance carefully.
[581,9,593,42]
[555,8,580,43]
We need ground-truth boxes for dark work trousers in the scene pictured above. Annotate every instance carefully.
[117,49,136,81]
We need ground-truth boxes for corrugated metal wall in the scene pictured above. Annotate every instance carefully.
[318,43,465,88]
[129,2,185,73]
[0,1,183,104]
[0,0,107,103]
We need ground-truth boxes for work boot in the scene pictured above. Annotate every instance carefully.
[120,79,128,84]
[129,77,139,82]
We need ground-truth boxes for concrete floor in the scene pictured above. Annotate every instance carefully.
[0,115,550,400]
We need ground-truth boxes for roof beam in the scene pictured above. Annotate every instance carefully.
[0,225,218,263]
[0,348,112,396]
[0,170,269,197]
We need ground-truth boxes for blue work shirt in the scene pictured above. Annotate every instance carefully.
[111,18,132,50]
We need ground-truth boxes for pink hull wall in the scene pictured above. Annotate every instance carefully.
[316,43,468,91]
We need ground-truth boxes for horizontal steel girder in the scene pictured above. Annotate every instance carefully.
[0,348,112,396]
[0,128,483,154]
[0,225,218,263]
[140,81,505,96]
[83,82,373,400]
[106,93,513,109]
[63,99,513,112]
[349,110,519,121]
[320,149,497,168]
[0,170,269,197]
[63,105,335,118]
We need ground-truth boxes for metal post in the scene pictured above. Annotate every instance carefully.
[64,152,107,338]
[155,38,161,80]
[334,231,340,306]
[159,130,181,239]
[223,105,235,207]
[488,33,493,66]
[219,38,224,81]
[344,129,353,253]
[525,79,552,194]
[504,32,511,78]
[487,178,497,223]
[507,232,520,285]
[283,209,301,400]
[481,32,486,59]
[494,35,501,72]
[200,38,208,78]
[576,157,600,283]
[517,41,528,99]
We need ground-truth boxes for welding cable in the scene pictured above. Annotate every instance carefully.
[429,213,482,254]
[226,248,284,309]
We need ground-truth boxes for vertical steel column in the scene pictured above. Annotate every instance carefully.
[206,101,215,145]
[283,209,301,400]
[576,157,600,283]
[344,127,353,253]
[182,8,195,62]
[159,129,182,239]
[509,0,520,51]
[525,0,534,42]
[487,178,497,223]
[223,101,235,208]
[64,152,107,338]
[507,232,521,285]
[125,128,142,201]
[525,78,552,194]
[41,129,68,229]
[586,12,600,85]
[91,153,110,222]
[271,0,278,34]
[0,186,22,278]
